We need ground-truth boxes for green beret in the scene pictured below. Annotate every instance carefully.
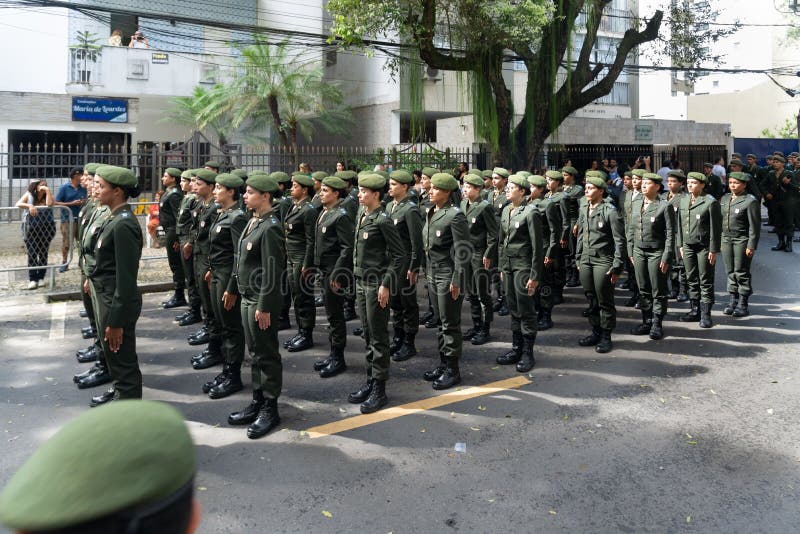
[703,162,713,168]
[492,167,510,179]
[481,169,493,178]
[773,151,785,157]
[270,171,291,184]
[528,175,547,188]
[96,165,137,188]
[545,170,563,180]
[390,169,414,184]
[204,160,220,169]
[728,172,751,182]
[687,171,707,183]
[180,169,193,180]
[624,170,633,177]
[667,170,686,180]
[585,176,607,190]
[562,166,578,176]
[731,153,742,159]
[292,173,314,187]
[642,172,662,182]
[194,168,217,184]
[84,162,101,175]
[311,171,328,181]
[509,174,530,189]
[335,170,358,182]
[374,170,390,179]
[358,173,387,190]
[322,176,348,190]
[729,159,744,168]
[164,167,181,178]
[0,401,194,532]
[467,169,483,178]
[773,155,786,164]
[585,170,605,179]
[215,173,243,189]
[248,170,269,177]
[463,174,485,188]
[422,167,439,178]
[230,169,248,179]
[246,174,278,193]
[430,172,459,191]
[631,169,646,177]
[517,170,532,178]
[746,153,757,160]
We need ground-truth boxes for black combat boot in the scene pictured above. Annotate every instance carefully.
[89,387,117,408]
[313,346,334,371]
[178,309,203,326]
[247,397,280,439]
[668,283,679,300]
[723,293,739,315]
[579,326,602,346]
[76,359,111,389]
[392,333,417,361]
[463,321,481,341]
[676,281,689,302]
[537,308,554,330]
[630,309,653,335]
[471,323,491,345]
[287,328,313,352]
[423,353,447,381]
[74,360,102,383]
[582,292,596,317]
[390,327,405,353]
[496,331,523,365]
[162,289,187,309]
[360,379,388,414]
[681,299,701,322]
[202,365,228,394]
[699,302,713,328]
[516,334,536,373]
[771,235,786,251]
[348,377,374,404]
[595,329,613,353]
[786,236,793,252]
[496,298,509,317]
[187,329,210,346]
[732,295,750,317]
[319,346,346,378]
[492,295,505,312]
[76,345,98,363]
[228,390,265,425]
[79,308,88,318]
[419,308,434,325]
[649,314,664,340]
[283,330,302,349]
[209,363,244,399]
[624,289,639,308]
[81,326,96,339]
[432,359,461,390]
[343,299,358,322]
[192,339,223,370]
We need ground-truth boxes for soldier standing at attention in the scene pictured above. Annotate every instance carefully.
[702,162,724,200]
[347,174,405,413]
[488,167,511,316]
[460,173,498,345]
[560,166,583,289]
[677,172,722,329]
[86,165,143,406]
[311,176,354,377]
[269,171,295,331]
[421,173,471,390]
[176,170,203,327]
[768,155,798,252]
[530,173,563,330]
[626,173,675,340]
[159,168,187,309]
[665,170,688,302]
[621,169,644,307]
[386,169,424,361]
[721,172,760,317]
[576,173,625,354]
[495,174,543,373]
[228,175,285,439]
[418,167,440,328]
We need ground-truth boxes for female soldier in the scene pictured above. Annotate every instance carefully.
[227,174,285,439]
[496,174,543,373]
[529,173,563,330]
[560,166,583,288]
[85,165,143,407]
[720,172,760,317]
[201,173,248,399]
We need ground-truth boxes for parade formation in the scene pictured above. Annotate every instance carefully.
[68,152,799,439]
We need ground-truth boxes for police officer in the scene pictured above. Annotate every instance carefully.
[576,173,625,354]
[86,165,143,406]
[626,173,675,340]
[530,173,563,330]
[228,174,285,439]
[347,174,405,413]
[665,170,688,302]
[495,174,543,372]
[386,169,424,360]
[175,170,203,327]
[159,167,186,309]
[677,172,722,328]
[721,172,760,317]
[560,166,583,288]
[311,176,354,377]
[421,173,471,390]
[460,173,498,344]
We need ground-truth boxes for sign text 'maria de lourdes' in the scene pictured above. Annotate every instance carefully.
[71,98,128,123]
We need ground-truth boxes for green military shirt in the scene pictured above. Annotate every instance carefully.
[192,198,220,256]
[771,169,800,201]
[158,186,182,229]
[561,183,584,226]
[77,197,97,244]
[460,198,499,263]
[235,207,285,313]
[208,206,248,294]
[486,188,509,215]
[79,202,109,277]
[575,201,626,274]
[418,189,433,217]
[422,202,471,288]
[284,197,317,269]
[626,196,676,263]
[387,195,424,273]
[176,192,198,246]
[720,193,760,250]
[353,207,405,290]
[676,194,722,253]
[706,173,724,200]
[622,189,642,225]
[87,204,143,328]
[340,188,359,222]
[499,202,544,282]
[310,192,323,211]
[530,195,563,260]
[314,199,354,272]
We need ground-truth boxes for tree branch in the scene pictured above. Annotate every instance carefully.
[417,0,477,71]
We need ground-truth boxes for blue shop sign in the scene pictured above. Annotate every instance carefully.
[72,98,128,123]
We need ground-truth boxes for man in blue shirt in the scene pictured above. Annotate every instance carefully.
[54,167,87,272]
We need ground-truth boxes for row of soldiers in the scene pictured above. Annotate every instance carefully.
[69,158,763,439]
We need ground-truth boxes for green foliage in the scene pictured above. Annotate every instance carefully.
[69,30,103,61]
[759,118,797,139]
[165,85,235,145]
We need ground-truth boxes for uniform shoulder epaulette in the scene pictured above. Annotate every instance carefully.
[452,206,461,212]
[408,200,417,207]
[379,212,388,219]
[338,208,347,215]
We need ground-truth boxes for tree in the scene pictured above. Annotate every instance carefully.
[329,0,736,168]
[166,84,236,147]
[760,118,798,139]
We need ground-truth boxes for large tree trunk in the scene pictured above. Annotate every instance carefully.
[267,94,290,148]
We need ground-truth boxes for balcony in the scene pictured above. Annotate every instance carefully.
[576,8,633,35]
[67,45,231,98]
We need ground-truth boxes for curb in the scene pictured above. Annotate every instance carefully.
[46,282,174,303]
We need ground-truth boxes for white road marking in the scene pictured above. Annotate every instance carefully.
[48,302,67,340]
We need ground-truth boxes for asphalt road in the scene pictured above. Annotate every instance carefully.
[1,230,799,533]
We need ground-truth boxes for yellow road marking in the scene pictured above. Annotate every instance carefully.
[305,375,531,438]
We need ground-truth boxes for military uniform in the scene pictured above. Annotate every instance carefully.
[620,179,642,306]
[460,193,498,343]
[159,179,185,306]
[191,194,223,365]
[284,194,318,351]
[560,171,584,287]
[720,176,760,316]
[531,175,564,328]
[766,164,798,250]
[486,185,510,313]
[665,188,687,300]
[176,185,202,323]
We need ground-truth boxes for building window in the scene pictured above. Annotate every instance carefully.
[400,117,437,143]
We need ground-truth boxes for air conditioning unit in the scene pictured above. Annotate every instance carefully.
[200,64,219,84]
[127,59,149,80]
[424,66,442,81]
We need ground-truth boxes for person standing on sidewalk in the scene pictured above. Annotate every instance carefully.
[54,167,87,272]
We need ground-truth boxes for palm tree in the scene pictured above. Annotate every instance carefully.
[166,85,234,147]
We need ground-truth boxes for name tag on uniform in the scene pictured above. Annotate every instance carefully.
[696,214,701,220]
[362,232,369,240]
[394,219,399,225]
[436,230,441,237]
[322,226,327,233]
[497,203,503,208]
[246,242,253,250]
[200,221,205,227]
[472,217,477,223]
[673,206,678,212]
[515,222,520,229]
[598,222,604,228]
[650,216,656,222]
[216,226,222,233]
[735,208,740,214]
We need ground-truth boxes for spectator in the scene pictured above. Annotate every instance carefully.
[656,159,673,181]
[607,159,622,189]
[298,162,312,174]
[16,179,55,290]
[108,29,123,46]
[54,167,87,272]
[147,191,163,248]
[128,30,150,49]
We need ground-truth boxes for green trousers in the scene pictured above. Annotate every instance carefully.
[774,199,796,236]
[427,264,465,361]
[721,239,753,296]
[390,276,420,335]
[164,227,185,290]
[240,295,281,399]
[466,254,493,325]
[633,247,669,316]
[89,277,142,398]
[321,268,347,348]
[287,257,315,330]
[179,247,201,311]
[210,268,244,365]
[502,268,537,336]
[682,243,715,304]
[194,252,221,338]
[537,259,559,312]
[81,272,103,357]
[578,258,616,331]
[356,279,391,381]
